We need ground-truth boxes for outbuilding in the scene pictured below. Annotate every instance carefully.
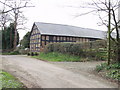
[30,22,106,52]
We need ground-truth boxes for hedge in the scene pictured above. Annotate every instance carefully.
[44,40,108,61]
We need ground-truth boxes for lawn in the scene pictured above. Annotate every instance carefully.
[0,70,25,89]
[32,52,82,62]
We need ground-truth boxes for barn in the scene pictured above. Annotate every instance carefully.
[30,22,106,52]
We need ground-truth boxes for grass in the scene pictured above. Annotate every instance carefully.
[96,63,120,81]
[0,70,25,89]
[32,52,82,62]
[2,51,20,55]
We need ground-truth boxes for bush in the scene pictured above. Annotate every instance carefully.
[34,52,39,56]
[45,43,84,56]
[96,63,107,72]
[27,52,31,56]
[106,70,120,80]
[9,51,20,55]
[27,52,39,56]
[96,63,120,81]
[19,48,30,55]
[44,41,107,61]
[31,52,34,56]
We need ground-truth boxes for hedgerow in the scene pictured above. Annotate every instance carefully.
[44,40,107,61]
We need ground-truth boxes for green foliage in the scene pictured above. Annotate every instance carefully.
[31,52,34,56]
[2,23,19,52]
[2,51,20,55]
[9,51,20,55]
[45,41,107,61]
[20,32,30,49]
[28,52,39,56]
[34,52,39,56]
[0,70,24,88]
[32,52,81,62]
[106,70,120,81]
[96,63,107,72]
[96,63,120,81]
[45,43,84,56]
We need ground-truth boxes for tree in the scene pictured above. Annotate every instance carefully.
[74,0,120,64]
[20,32,30,49]
[0,0,34,50]
[2,23,19,52]
[0,30,2,50]
[0,0,12,30]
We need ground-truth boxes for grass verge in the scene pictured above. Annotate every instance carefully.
[96,63,120,82]
[0,70,25,89]
[2,51,20,55]
[32,52,82,62]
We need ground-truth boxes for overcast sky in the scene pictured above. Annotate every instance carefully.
[1,0,108,40]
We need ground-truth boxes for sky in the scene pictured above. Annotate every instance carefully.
[1,0,108,40]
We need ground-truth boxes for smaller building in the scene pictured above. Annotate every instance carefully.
[30,22,106,52]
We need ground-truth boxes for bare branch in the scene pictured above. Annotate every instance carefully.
[75,10,96,17]
[0,1,13,8]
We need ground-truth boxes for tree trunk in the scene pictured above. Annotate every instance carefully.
[10,28,12,49]
[13,10,18,50]
[107,0,111,65]
[13,24,17,50]
[116,42,120,63]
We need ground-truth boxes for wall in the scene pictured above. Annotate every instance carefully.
[39,35,97,52]
[30,24,41,52]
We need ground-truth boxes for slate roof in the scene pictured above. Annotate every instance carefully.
[34,22,106,39]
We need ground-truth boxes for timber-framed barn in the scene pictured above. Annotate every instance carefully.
[30,22,106,52]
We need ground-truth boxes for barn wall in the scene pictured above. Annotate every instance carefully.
[30,24,41,52]
[39,35,92,51]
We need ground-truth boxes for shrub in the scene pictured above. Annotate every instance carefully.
[19,48,30,55]
[96,63,107,72]
[96,63,120,81]
[31,52,34,56]
[9,51,20,55]
[44,40,108,61]
[106,70,120,80]
[34,52,39,56]
[45,42,84,56]
[27,52,30,56]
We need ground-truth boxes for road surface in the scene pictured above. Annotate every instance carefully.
[1,55,118,88]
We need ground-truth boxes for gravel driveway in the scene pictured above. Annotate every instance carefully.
[1,55,118,88]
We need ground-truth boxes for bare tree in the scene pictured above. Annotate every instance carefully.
[73,0,120,64]
[0,0,12,30]
[0,0,34,50]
